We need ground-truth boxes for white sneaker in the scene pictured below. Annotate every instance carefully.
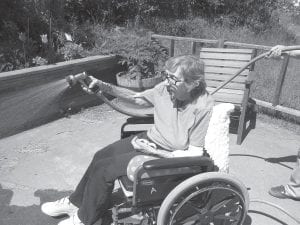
[58,212,84,225]
[41,196,78,217]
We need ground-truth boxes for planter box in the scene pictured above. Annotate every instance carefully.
[116,72,162,91]
[0,55,122,139]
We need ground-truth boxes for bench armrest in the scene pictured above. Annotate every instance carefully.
[143,156,214,170]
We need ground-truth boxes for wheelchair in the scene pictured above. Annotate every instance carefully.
[65,73,249,224]
[111,117,249,225]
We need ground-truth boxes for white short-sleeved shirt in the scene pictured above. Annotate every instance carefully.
[139,82,214,151]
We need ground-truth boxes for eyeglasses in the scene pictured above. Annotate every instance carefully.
[161,71,184,86]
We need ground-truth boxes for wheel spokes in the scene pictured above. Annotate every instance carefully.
[168,185,246,225]
[210,195,236,213]
[215,213,239,222]
[173,214,203,225]
[185,200,209,214]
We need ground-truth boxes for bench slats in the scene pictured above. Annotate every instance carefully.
[206,87,244,95]
[212,92,243,105]
[206,73,247,83]
[199,48,255,144]
[203,59,250,68]
[200,48,254,54]
[206,80,245,90]
[207,87,244,105]
[200,48,253,92]
[200,52,252,61]
[205,66,249,76]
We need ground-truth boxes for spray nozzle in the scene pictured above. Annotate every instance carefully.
[66,72,91,87]
[66,72,100,93]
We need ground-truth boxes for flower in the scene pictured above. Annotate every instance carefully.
[294,0,299,7]
[32,56,48,66]
[40,34,48,44]
[18,32,26,42]
[64,33,73,42]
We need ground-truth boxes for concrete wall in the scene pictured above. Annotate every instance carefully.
[0,55,123,139]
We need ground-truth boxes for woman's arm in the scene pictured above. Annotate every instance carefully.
[268,45,300,59]
[83,76,153,107]
[290,50,300,58]
[131,137,174,158]
[143,145,204,158]
[172,145,204,157]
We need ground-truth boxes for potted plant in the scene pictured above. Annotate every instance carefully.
[115,34,168,91]
[83,28,168,90]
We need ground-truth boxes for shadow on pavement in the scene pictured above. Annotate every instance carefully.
[0,184,72,225]
[265,155,297,164]
[230,153,295,170]
[1,183,292,225]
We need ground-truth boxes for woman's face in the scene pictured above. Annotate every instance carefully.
[164,68,198,101]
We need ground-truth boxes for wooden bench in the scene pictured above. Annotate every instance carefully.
[199,48,257,144]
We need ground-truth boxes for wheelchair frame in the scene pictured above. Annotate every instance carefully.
[110,118,249,225]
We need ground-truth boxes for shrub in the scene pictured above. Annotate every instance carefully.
[32,56,48,66]
[58,42,84,61]
[84,26,168,79]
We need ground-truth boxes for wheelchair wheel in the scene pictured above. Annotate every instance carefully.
[157,172,249,225]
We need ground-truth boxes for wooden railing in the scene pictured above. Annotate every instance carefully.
[151,34,300,122]
[0,55,122,139]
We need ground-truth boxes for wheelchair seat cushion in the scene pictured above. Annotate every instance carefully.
[127,155,159,181]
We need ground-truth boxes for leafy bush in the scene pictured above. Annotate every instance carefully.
[84,26,168,79]
[32,56,48,66]
[58,42,84,61]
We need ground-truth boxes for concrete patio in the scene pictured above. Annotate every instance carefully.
[0,104,299,225]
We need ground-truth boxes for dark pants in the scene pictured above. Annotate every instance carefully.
[69,134,146,225]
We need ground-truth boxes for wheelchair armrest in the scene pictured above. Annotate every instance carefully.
[126,116,154,124]
[143,156,214,170]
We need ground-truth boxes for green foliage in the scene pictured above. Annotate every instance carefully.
[83,27,168,79]
[0,0,299,72]
[116,36,168,79]
[32,56,48,66]
[58,42,84,61]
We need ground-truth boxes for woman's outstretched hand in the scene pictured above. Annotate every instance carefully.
[81,76,102,94]
[267,45,285,59]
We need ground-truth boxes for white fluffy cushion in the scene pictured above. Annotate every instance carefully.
[205,103,235,173]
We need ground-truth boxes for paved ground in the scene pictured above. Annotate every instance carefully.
[0,104,299,225]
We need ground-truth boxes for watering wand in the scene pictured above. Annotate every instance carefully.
[66,72,101,93]
[65,72,153,118]
[210,45,300,95]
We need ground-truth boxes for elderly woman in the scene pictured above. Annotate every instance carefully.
[41,55,214,225]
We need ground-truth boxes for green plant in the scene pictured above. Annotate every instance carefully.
[116,35,168,79]
[84,27,168,80]
[58,42,84,61]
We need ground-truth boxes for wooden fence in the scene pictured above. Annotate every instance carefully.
[0,55,122,139]
[151,34,300,122]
